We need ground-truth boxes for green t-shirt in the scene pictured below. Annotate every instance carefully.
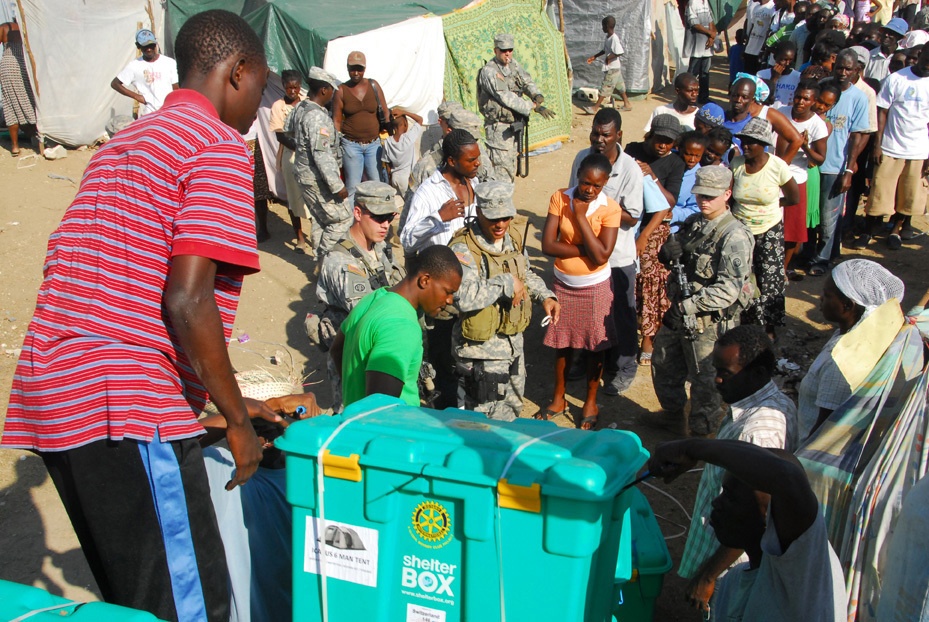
[340,288,423,408]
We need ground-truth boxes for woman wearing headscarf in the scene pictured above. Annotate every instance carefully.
[798,259,905,439]
[724,76,803,164]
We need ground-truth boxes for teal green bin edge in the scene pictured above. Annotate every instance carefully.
[0,580,165,621]
[276,393,651,502]
[611,489,673,622]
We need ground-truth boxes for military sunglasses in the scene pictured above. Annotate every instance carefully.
[362,208,397,224]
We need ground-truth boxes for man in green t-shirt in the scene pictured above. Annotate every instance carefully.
[331,245,463,407]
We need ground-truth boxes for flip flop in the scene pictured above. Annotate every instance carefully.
[10,149,20,157]
[534,406,569,421]
[638,351,652,366]
[621,105,633,111]
[808,265,826,277]
[579,415,598,430]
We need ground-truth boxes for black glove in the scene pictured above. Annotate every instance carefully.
[662,303,684,330]
[658,236,683,264]
[533,94,545,105]
[536,106,556,120]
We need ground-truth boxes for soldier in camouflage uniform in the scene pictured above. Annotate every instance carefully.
[286,66,352,258]
[450,181,559,421]
[477,33,556,181]
[651,166,755,437]
[311,181,405,412]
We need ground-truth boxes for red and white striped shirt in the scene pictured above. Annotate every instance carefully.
[2,89,260,451]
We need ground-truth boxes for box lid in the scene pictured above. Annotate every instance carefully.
[277,395,648,502]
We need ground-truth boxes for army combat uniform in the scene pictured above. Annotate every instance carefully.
[651,175,755,436]
[313,182,405,411]
[450,182,555,421]
[287,67,352,258]
[477,34,545,182]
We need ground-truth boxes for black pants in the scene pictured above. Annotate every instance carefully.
[427,316,458,409]
[688,57,712,104]
[743,53,762,75]
[606,264,638,380]
[42,437,230,622]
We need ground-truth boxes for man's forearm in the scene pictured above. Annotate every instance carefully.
[700,544,745,580]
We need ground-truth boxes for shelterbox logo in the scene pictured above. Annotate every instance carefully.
[401,554,457,598]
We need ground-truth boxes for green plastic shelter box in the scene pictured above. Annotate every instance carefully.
[611,489,673,621]
[0,580,164,621]
[276,394,649,622]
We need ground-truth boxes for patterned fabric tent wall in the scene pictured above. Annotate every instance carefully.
[443,0,571,150]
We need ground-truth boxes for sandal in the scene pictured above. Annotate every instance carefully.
[638,351,652,366]
[786,269,804,282]
[579,415,598,431]
[10,149,20,157]
[808,265,826,277]
[534,406,569,421]
[621,105,633,112]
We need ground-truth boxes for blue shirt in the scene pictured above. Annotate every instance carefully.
[671,165,700,233]
[822,84,870,174]
[729,44,745,85]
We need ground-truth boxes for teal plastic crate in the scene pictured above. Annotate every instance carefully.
[611,489,673,622]
[0,580,164,621]
[276,394,649,622]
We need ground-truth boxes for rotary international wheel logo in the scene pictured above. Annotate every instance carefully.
[409,500,453,549]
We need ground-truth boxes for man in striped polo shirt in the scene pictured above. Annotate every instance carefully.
[2,11,274,622]
[676,325,798,614]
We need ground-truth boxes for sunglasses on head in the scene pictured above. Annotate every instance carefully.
[363,208,396,224]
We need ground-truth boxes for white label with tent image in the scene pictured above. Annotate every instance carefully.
[304,518,380,587]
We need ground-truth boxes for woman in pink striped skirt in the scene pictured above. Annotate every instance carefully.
[539,153,621,430]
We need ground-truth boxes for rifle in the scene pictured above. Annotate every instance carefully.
[665,225,702,371]
[515,114,529,178]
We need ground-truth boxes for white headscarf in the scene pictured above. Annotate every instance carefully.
[832,259,905,318]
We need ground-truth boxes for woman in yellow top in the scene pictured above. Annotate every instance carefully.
[730,117,799,342]
[539,153,620,429]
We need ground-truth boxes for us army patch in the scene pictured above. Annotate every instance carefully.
[345,264,366,277]
[455,251,473,266]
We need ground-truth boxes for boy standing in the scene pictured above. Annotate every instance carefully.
[586,16,633,113]
[4,10,272,621]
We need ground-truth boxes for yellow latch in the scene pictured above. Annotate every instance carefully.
[321,450,362,482]
[497,479,541,513]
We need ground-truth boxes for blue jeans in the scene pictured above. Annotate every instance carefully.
[813,173,844,267]
[341,137,383,203]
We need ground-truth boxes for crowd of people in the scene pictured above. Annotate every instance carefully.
[3,3,929,622]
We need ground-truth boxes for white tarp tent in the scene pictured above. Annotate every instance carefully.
[15,0,165,146]
[323,15,447,124]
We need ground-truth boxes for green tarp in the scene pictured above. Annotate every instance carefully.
[165,0,465,75]
[165,0,571,148]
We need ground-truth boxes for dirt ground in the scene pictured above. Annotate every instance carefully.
[1,61,927,621]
